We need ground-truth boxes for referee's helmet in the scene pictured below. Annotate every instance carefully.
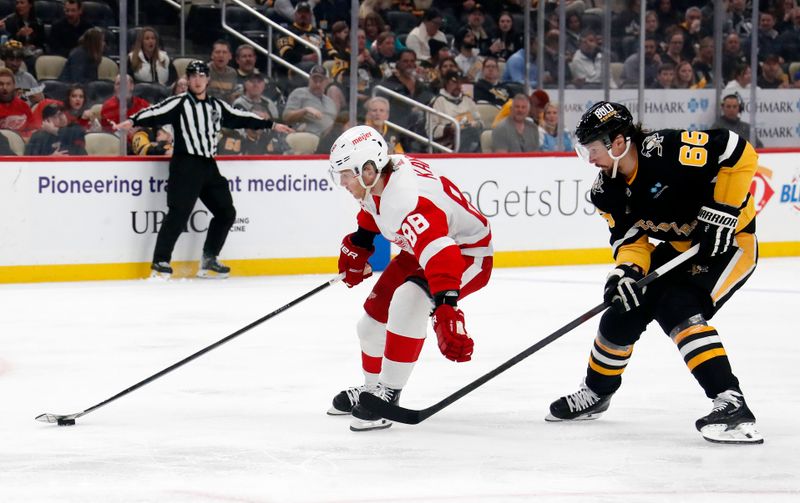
[185,60,210,77]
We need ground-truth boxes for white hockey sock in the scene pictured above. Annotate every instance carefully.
[381,282,431,390]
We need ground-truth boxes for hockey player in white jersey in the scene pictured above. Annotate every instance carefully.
[327,125,494,431]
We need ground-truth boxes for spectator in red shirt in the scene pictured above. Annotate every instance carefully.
[25,83,64,131]
[0,67,33,138]
[101,75,150,132]
[64,84,94,130]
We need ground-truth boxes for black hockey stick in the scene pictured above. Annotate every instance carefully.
[36,273,344,426]
[360,244,700,425]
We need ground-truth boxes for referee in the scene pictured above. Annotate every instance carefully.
[113,60,293,278]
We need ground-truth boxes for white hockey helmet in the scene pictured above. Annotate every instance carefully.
[328,125,389,191]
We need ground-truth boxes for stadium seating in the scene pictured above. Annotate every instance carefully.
[85,132,121,156]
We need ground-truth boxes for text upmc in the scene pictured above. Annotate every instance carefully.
[779,183,800,203]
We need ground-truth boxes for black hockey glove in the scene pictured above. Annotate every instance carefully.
[695,202,739,258]
[604,264,646,313]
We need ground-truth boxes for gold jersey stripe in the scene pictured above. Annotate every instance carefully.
[714,141,758,224]
[712,232,757,303]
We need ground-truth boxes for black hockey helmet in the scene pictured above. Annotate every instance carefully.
[185,60,210,77]
[575,101,633,148]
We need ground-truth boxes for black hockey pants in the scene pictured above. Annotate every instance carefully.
[152,154,236,263]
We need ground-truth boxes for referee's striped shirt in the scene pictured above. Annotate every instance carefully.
[130,92,274,157]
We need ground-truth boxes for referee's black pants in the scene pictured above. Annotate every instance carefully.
[153,153,236,263]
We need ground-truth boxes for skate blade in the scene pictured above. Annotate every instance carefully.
[700,423,764,444]
[149,271,172,280]
[196,270,229,279]
[349,418,392,432]
[327,406,351,416]
[545,412,604,422]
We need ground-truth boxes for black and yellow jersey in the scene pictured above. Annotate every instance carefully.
[590,128,758,272]
[277,23,327,64]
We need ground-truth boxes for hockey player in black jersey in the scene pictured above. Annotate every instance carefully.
[547,101,763,444]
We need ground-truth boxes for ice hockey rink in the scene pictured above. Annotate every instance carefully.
[2,259,798,503]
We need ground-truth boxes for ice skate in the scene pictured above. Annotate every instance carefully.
[150,261,173,279]
[546,380,613,422]
[350,384,401,432]
[696,389,764,444]
[327,384,377,416]
[197,255,230,279]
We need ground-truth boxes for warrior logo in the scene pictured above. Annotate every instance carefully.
[640,133,664,158]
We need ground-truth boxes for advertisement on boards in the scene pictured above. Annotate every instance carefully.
[1,152,799,282]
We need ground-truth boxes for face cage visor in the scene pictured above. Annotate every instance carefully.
[329,161,381,195]
[574,136,632,178]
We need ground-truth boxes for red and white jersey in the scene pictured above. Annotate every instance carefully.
[356,154,493,293]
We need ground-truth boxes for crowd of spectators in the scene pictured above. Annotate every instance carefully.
[1,0,799,157]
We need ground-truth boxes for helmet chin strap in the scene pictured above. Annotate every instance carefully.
[357,163,381,200]
[607,138,632,178]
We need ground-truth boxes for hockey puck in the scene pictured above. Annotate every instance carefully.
[57,418,76,426]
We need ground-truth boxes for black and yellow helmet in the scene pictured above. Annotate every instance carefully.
[575,101,633,148]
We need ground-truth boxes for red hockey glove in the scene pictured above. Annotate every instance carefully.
[338,234,374,287]
[695,202,739,258]
[431,291,474,362]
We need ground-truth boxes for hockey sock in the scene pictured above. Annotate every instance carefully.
[671,323,739,398]
[357,314,385,385]
[381,282,430,390]
[585,333,633,396]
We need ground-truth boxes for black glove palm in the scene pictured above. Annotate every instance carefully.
[604,264,646,313]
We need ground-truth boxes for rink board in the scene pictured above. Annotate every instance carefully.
[1,152,799,283]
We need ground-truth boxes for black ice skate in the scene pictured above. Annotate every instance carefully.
[695,389,764,444]
[197,255,230,279]
[545,381,613,422]
[327,384,377,416]
[150,261,173,278]
[350,384,402,432]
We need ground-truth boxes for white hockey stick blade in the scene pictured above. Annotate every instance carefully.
[699,423,764,444]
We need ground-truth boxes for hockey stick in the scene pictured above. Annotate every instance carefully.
[360,244,700,425]
[36,274,344,426]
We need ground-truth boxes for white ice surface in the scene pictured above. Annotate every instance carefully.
[1,259,799,502]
